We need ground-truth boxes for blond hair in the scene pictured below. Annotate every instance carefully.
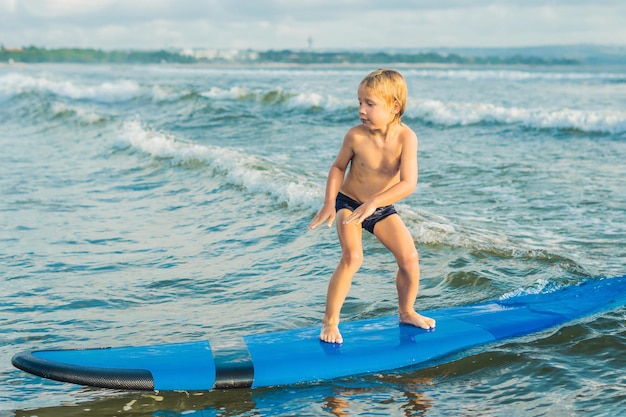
[359,69,407,122]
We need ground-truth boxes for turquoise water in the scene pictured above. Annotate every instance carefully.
[1,62,625,416]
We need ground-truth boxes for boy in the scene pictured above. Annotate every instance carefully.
[308,69,436,344]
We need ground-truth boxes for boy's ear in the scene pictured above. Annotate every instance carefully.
[392,99,401,114]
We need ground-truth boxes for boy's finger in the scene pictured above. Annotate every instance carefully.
[343,215,357,225]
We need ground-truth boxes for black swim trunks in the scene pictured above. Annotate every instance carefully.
[335,192,398,234]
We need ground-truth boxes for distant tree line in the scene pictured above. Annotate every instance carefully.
[0,46,579,65]
[256,50,579,65]
[0,46,195,64]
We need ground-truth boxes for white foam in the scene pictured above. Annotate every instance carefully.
[50,102,106,124]
[115,120,323,210]
[408,99,626,134]
[288,92,350,112]
[151,85,183,102]
[399,204,562,262]
[499,279,558,299]
[0,73,143,102]
[114,119,210,162]
[200,86,253,100]
[200,85,351,112]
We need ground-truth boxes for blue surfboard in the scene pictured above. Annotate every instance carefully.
[12,276,626,391]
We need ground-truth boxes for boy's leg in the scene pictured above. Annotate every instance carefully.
[321,209,363,343]
[373,214,436,330]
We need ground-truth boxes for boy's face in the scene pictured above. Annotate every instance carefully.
[357,86,398,129]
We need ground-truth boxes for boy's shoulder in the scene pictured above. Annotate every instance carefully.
[399,123,418,142]
[345,123,417,144]
[346,124,368,135]
[343,125,369,144]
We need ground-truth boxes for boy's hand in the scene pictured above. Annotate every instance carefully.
[343,201,376,226]
[308,205,336,230]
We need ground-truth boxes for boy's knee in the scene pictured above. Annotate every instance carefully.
[341,251,363,270]
[397,250,419,271]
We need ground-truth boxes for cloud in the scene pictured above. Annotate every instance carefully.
[1,0,625,50]
[19,0,116,18]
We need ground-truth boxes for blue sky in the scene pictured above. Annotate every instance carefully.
[1,0,625,50]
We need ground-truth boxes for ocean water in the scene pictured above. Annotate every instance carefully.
[1,61,625,416]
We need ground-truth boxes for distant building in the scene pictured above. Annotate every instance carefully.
[178,48,258,62]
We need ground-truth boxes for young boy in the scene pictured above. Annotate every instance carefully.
[308,69,436,344]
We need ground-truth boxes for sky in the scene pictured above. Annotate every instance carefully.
[1,0,625,51]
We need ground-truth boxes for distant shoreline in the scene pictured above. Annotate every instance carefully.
[0,62,598,72]
[0,46,584,66]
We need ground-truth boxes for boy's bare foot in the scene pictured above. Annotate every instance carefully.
[320,323,343,344]
[399,311,436,330]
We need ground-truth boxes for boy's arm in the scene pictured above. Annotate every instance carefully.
[308,134,354,230]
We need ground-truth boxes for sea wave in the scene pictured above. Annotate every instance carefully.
[113,119,322,209]
[400,205,585,272]
[50,102,107,124]
[126,65,626,83]
[5,71,623,135]
[404,68,626,83]
[407,99,626,134]
[112,118,595,270]
[499,279,559,299]
[0,73,164,103]
[200,86,257,100]
[198,85,626,134]
[200,86,350,111]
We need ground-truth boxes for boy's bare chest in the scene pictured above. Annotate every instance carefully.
[352,143,401,175]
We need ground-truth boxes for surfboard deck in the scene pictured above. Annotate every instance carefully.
[12,276,626,391]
